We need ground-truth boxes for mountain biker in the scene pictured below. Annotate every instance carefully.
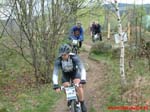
[90,21,102,42]
[52,44,87,112]
[69,21,84,48]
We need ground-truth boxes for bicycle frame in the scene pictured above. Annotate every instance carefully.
[92,33,101,42]
[72,40,79,54]
[94,34,100,40]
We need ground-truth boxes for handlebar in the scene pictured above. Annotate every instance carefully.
[72,39,79,45]
[60,83,80,90]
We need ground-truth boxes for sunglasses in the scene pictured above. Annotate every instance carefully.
[62,54,68,57]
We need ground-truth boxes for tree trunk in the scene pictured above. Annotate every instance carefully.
[114,0,127,87]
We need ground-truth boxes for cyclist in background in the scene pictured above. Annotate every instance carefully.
[69,22,84,48]
[52,44,87,112]
[90,21,102,42]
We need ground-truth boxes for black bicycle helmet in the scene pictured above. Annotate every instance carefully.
[58,44,71,57]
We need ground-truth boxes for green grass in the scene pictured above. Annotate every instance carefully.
[89,107,97,112]
[89,52,112,64]
[89,52,150,112]
[0,55,62,112]
[0,44,62,112]
[0,85,62,112]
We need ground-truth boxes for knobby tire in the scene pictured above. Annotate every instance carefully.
[70,100,76,112]
[72,47,78,54]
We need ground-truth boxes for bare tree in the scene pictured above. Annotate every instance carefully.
[0,0,86,86]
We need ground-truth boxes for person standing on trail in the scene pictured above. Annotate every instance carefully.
[90,21,102,42]
[69,21,84,48]
[52,44,87,112]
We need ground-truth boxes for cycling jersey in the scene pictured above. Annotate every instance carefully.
[91,23,101,34]
[52,53,86,85]
[70,26,84,41]
[61,57,74,72]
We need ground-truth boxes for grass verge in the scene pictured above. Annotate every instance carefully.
[89,52,150,112]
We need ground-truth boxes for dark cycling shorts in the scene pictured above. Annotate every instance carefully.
[61,71,81,83]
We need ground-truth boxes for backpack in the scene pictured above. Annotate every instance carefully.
[60,55,77,72]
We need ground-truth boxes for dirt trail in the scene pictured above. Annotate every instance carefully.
[53,40,108,112]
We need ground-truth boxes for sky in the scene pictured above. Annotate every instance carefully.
[104,0,150,4]
[117,0,150,4]
[0,0,150,20]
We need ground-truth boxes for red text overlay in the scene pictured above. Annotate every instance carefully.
[108,106,149,111]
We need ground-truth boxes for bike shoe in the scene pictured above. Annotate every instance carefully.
[67,101,71,107]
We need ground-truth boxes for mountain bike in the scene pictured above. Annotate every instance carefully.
[72,40,79,54]
[61,83,82,112]
[93,33,100,42]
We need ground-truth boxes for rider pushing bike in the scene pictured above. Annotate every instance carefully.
[52,44,87,112]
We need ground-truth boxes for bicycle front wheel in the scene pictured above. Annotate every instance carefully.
[72,47,78,54]
[70,100,76,112]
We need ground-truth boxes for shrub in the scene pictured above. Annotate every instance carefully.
[111,44,137,59]
[90,42,112,55]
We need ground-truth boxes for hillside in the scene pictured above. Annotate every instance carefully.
[103,3,150,15]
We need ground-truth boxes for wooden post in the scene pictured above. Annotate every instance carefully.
[107,22,110,39]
